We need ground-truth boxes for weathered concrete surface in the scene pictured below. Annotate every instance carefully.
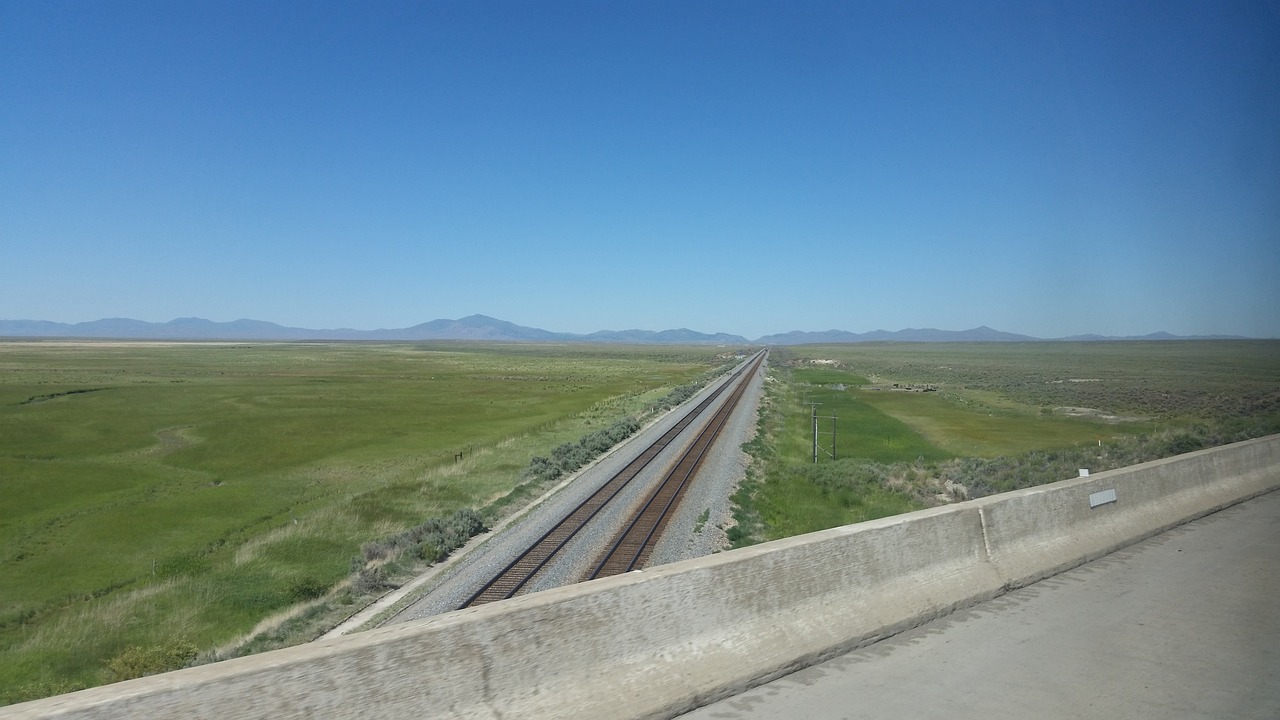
[4,435,1277,720]
[680,487,1280,720]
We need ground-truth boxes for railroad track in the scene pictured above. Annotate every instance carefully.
[460,350,766,608]
[586,350,764,580]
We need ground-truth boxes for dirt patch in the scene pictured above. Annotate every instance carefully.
[1053,407,1143,423]
[124,427,201,458]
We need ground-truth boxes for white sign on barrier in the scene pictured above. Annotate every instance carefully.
[1089,488,1117,508]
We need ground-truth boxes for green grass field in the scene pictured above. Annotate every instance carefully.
[0,341,725,702]
[733,341,1280,543]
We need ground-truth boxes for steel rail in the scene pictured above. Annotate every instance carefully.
[460,352,764,608]
[586,351,765,579]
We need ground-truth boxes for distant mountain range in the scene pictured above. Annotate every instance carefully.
[0,315,1250,345]
[754,326,1034,344]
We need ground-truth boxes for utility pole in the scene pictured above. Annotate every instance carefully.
[809,402,821,463]
[831,412,837,460]
[809,403,838,463]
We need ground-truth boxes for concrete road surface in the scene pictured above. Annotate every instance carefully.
[681,489,1280,720]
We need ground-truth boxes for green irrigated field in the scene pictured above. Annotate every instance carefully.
[733,341,1280,544]
[787,340,1280,420]
[0,341,727,701]
[744,361,1122,541]
[789,368,949,463]
[793,367,1152,460]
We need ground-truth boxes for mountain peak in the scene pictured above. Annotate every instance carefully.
[457,313,502,323]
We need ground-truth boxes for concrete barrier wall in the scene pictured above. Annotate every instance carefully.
[980,435,1280,587]
[6,435,1279,720]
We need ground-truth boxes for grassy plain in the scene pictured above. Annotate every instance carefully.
[788,341,1280,420]
[734,341,1280,542]
[0,341,726,701]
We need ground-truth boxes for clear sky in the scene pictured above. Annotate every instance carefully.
[3,1,1278,340]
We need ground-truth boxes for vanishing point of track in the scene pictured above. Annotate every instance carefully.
[461,351,766,608]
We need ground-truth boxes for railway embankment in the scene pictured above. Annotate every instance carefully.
[5,434,1278,720]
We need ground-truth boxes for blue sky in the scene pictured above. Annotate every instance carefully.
[3,1,1278,339]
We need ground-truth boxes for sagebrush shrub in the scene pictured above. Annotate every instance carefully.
[105,642,198,682]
